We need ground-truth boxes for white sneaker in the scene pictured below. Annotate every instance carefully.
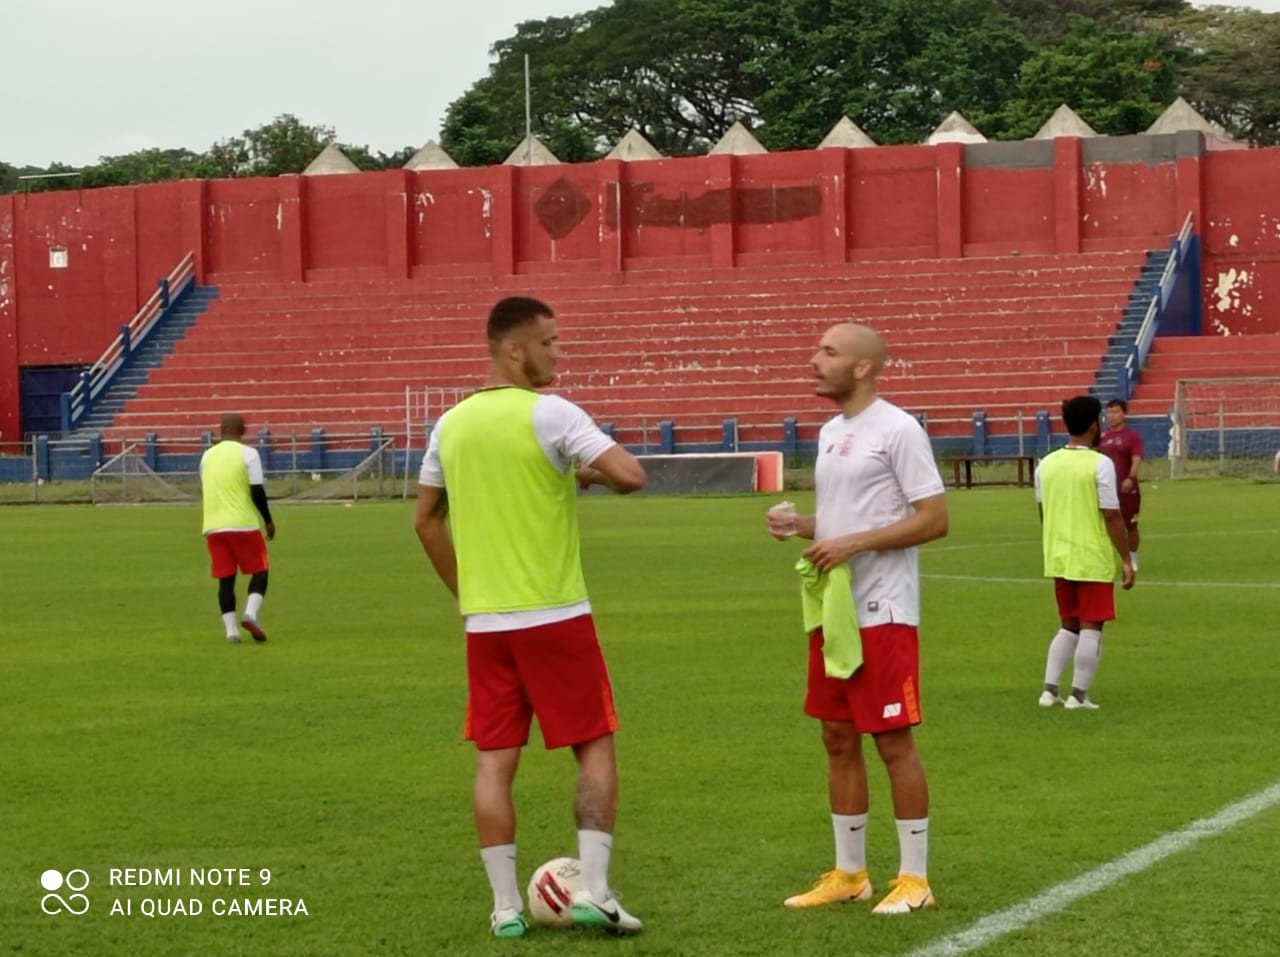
[1038,691,1064,707]
[1064,695,1099,710]
[226,633,242,644]
[571,889,643,934]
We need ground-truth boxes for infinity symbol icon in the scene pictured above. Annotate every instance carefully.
[40,869,90,916]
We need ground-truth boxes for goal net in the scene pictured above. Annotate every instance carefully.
[283,438,399,501]
[91,444,198,504]
[1170,377,1280,480]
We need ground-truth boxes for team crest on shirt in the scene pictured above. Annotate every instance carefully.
[838,435,855,457]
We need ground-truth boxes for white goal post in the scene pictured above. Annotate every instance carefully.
[1169,377,1280,480]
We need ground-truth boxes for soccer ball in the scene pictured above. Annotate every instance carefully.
[527,857,582,927]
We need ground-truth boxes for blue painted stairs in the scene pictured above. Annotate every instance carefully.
[77,285,220,433]
[1091,249,1173,401]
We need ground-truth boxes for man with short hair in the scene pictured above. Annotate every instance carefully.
[199,414,274,643]
[766,322,949,916]
[1099,398,1145,570]
[1036,396,1136,711]
[415,296,647,938]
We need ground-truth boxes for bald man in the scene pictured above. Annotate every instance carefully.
[199,414,275,643]
[766,322,949,915]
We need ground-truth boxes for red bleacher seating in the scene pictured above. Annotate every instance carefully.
[99,252,1152,448]
[1129,335,1280,418]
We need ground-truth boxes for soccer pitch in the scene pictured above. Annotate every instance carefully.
[2,481,1278,956]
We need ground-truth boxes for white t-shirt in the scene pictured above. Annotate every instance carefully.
[1034,447,1120,509]
[419,392,617,632]
[814,398,946,627]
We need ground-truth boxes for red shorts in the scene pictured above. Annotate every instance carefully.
[1053,578,1116,623]
[206,530,269,578]
[804,624,922,734]
[1118,486,1141,523]
[464,614,619,751]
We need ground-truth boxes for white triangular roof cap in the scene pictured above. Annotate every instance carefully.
[503,135,560,166]
[302,144,360,175]
[926,111,987,145]
[1146,97,1228,137]
[710,121,767,155]
[819,116,877,148]
[605,128,663,161]
[1034,104,1098,139]
[404,140,459,170]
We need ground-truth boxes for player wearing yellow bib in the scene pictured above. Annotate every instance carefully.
[199,414,275,644]
[1035,396,1136,710]
[414,297,647,939]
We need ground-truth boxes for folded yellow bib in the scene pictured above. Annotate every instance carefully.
[796,556,862,678]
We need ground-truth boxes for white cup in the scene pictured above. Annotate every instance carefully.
[768,500,798,538]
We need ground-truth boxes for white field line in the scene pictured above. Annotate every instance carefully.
[924,573,1280,590]
[909,779,1280,957]
[928,527,1280,554]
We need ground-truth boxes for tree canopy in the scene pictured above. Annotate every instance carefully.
[2,115,413,194]
[6,0,1280,193]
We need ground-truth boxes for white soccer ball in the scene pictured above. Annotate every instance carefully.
[527,857,582,928]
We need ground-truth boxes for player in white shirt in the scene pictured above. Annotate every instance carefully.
[767,322,949,915]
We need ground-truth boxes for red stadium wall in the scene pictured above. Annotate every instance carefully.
[1200,150,1280,336]
[2,132,1280,439]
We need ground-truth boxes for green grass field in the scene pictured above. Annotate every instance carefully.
[2,480,1278,956]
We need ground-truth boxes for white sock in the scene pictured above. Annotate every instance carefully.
[1130,551,1139,570]
[245,593,264,621]
[221,612,239,638]
[1044,628,1079,689]
[578,829,612,900]
[833,813,868,873]
[895,817,929,878]
[1072,629,1104,696]
[480,844,521,913]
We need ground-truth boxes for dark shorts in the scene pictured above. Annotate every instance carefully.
[206,530,269,578]
[464,614,619,751]
[1118,485,1141,523]
[1054,578,1116,623]
[804,624,922,734]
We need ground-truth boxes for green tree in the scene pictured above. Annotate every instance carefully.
[708,0,1033,148]
[440,0,767,163]
[78,148,205,188]
[198,114,336,178]
[991,16,1179,138]
[995,0,1188,45]
[339,144,418,171]
[1160,6,1280,146]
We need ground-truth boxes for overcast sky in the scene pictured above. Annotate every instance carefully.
[2,0,1277,169]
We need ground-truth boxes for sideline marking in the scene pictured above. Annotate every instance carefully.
[924,573,1279,590]
[908,780,1280,957]
[929,527,1280,554]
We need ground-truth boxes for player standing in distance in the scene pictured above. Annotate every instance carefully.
[414,296,647,938]
[1036,396,1136,711]
[199,414,274,643]
[1099,398,1145,570]
[766,322,949,915]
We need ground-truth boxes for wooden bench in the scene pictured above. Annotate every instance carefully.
[945,454,1038,489]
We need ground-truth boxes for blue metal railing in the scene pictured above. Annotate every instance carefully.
[60,251,196,433]
[1119,212,1195,401]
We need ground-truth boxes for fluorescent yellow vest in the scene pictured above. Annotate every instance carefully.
[1039,446,1118,582]
[201,441,260,533]
[438,388,587,616]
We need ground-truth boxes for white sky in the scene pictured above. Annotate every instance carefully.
[2,0,1277,169]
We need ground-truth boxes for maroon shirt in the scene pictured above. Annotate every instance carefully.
[1099,425,1145,486]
